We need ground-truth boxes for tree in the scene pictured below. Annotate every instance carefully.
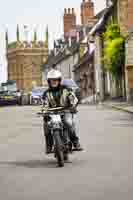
[104,24,125,96]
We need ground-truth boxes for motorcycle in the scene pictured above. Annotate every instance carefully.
[38,107,74,167]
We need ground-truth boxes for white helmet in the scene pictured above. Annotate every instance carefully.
[47,69,62,80]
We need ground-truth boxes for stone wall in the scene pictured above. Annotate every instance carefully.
[118,0,133,34]
[7,42,48,91]
[125,33,133,101]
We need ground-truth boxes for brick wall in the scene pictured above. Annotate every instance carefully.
[81,0,94,25]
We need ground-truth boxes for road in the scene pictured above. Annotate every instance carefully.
[0,105,133,200]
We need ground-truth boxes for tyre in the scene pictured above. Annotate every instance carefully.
[54,130,64,167]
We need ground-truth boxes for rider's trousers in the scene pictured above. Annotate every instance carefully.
[63,113,79,145]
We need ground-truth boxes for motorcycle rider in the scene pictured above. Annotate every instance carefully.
[42,68,82,154]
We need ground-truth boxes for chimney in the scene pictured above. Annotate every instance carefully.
[72,8,75,14]
[68,8,71,14]
[63,7,76,38]
[64,8,67,14]
[81,0,94,25]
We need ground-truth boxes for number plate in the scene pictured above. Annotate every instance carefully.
[4,96,13,100]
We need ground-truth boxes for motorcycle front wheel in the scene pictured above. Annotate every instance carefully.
[54,130,64,167]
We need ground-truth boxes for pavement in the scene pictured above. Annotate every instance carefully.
[0,105,133,200]
[103,101,133,114]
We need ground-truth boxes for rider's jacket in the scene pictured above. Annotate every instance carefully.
[42,86,78,108]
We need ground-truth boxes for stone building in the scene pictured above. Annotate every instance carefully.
[6,26,49,91]
[116,0,133,101]
[73,47,95,99]
[125,32,133,102]
[43,43,79,81]
[107,0,133,101]
[89,5,115,101]
[117,0,133,34]
[89,0,133,101]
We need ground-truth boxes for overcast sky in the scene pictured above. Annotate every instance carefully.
[0,0,105,82]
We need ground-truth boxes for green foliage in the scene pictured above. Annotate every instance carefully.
[104,24,125,78]
[8,42,18,49]
[104,24,120,41]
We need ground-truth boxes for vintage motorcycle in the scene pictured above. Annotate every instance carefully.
[38,107,74,167]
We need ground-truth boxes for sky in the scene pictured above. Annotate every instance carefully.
[0,0,105,82]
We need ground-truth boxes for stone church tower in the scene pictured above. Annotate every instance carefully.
[6,26,49,91]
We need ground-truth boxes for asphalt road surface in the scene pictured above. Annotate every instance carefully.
[0,105,133,200]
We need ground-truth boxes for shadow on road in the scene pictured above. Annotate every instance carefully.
[0,159,61,169]
[0,158,73,169]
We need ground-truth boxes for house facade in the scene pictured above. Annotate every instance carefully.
[43,44,79,81]
[111,0,133,101]
[89,0,133,102]
[125,33,133,101]
[73,48,95,99]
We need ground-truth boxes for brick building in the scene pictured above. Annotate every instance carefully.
[81,0,95,25]
[6,26,49,91]
[63,0,97,39]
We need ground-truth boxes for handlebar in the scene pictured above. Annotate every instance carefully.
[37,107,77,116]
[44,107,65,112]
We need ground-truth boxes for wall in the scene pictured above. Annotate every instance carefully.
[56,52,79,80]
[118,0,133,34]
[125,34,133,101]
[7,42,48,91]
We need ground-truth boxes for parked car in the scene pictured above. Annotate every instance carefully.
[0,90,18,105]
[0,80,23,106]
[61,79,81,102]
[30,87,48,105]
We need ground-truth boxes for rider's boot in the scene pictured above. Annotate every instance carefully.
[45,135,53,154]
[70,130,83,151]
[73,142,83,151]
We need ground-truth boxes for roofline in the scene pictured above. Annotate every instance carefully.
[89,4,114,36]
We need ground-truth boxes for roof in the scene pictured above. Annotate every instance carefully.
[95,8,107,19]
[73,48,94,72]
[43,43,79,69]
[126,31,133,42]
[89,5,113,35]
